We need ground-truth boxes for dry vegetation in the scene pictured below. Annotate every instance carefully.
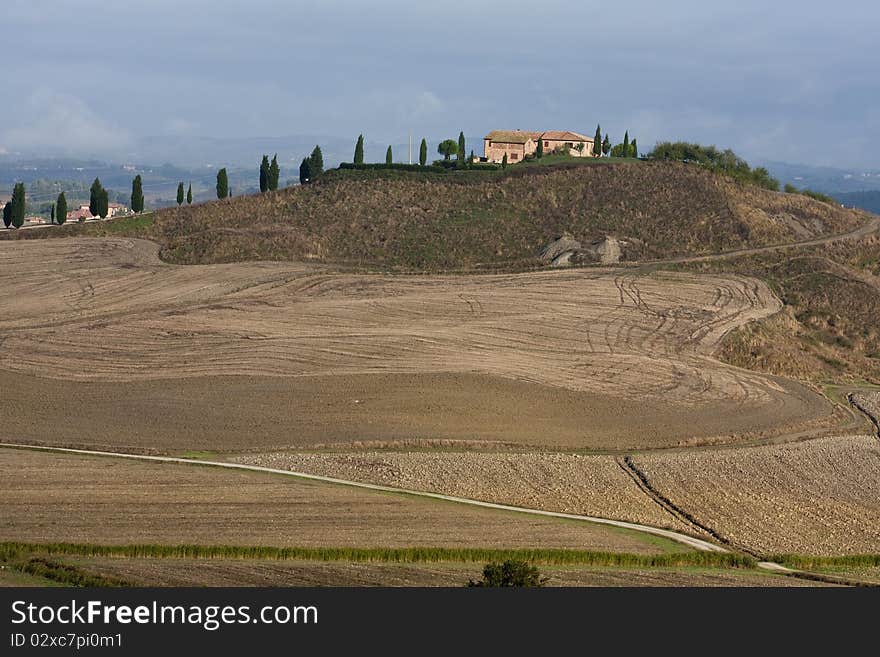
[631,436,880,555]
[0,238,831,452]
[0,448,671,554]
[2,162,864,270]
[49,556,822,587]
[681,232,880,384]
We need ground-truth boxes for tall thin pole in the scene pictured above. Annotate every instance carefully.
[409,133,412,165]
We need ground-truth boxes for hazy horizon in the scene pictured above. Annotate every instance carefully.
[4,1,878,169]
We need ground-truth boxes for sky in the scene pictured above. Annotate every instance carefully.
[2,0,879,168]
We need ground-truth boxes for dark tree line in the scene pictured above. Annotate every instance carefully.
[299,145,324,184]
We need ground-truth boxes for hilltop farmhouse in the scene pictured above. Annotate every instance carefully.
[483,130,595,163]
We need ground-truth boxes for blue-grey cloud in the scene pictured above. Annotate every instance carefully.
[2,1,878,168]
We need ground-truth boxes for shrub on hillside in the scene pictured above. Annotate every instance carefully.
[647,141,780,191]
[467,560,548,587]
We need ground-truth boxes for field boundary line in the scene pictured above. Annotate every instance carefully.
[0,442,726,553]
[620,456,756,556]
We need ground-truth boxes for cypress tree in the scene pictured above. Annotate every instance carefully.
[309,146,324,177]
[259,155,270,193]
[50,204,55,224]
[631,139,638,159]
[187,183,193,204]
[97,188,109,218]
[470,149,474,164]
[216,168,229,199]
[269,155,280,191]
[177,182,185,205]
[386,145,393,165]
[536,137,543,159]
[3,201,12,228]
[594,124,602,157]
[419,138,427,166]
[502,153,508,170]
[131,175,144,213]
[56,191,67,225]
[457,132,466,164]
[622,131,629,158]
[602,134,611,156]
[89,178,103,216]
[10,183,25,227]
[300,157,312,184]
[14,183,26,227]
[354,135,364,165]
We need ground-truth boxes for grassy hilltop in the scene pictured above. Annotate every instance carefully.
[4,158,866,271]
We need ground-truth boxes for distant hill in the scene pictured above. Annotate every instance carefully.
[4,159,867,271]
[759,160,880,195]
[835,191,880,214]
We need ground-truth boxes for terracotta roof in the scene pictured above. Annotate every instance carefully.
[484,130,536,145]
[485,130,594,144]
[539,131,594,142]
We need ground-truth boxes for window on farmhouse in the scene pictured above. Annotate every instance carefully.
[566,142,573,148]
[511,153,518,160]
[544,141,549,147]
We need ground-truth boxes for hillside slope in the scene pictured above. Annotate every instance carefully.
[4,161,868,270]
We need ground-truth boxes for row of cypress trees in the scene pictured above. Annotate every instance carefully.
[259,155,281,193]
[2,183,26,228]
[353,132,468,167]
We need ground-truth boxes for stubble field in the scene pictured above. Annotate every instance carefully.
[0,238,830,452]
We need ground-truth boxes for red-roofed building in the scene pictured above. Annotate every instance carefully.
[483,130,595,163]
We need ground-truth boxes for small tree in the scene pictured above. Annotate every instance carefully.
[457,131,466,164]
[622,131,629,159]
[419,138,427,166]
[437,139,458,160]
[50,203,55,224]
[11,183,26,228]
[467,560,547,587]
[594,124,602,157]
[177,182,185,205]
[469,149,475,164]
[3,201,12,228]
[216,168,229,199]
[602,133,611,156]
[56,192,67,225]
[269,155,280,191]
[386,145,393,165]
[631,138,638,158]
[131,175,144,213]
[309,146,324,177]
[536,137,544,159]
[89,177,104,216]
[354,134,365,164]
[259,155,270,193]
[299,157,312,184]
[501,153,508,169]
[98,187,109,218]
[187,183,193,204]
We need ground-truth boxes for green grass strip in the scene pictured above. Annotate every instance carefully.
[0,542,754,569]
[770,554,880,570]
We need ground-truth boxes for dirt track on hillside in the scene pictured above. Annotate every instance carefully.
[0,238,832,450]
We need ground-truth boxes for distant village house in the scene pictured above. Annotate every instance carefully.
[483,130,595,163]
[66,202,128,222]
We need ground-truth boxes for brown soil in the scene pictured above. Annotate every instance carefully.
[234,451,696,534]
[0,448,666,553]
[0,238,832,451]
[631,435,880,555]
[58,556,828,587]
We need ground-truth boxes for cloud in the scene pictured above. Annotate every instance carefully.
[2,89,132,156]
